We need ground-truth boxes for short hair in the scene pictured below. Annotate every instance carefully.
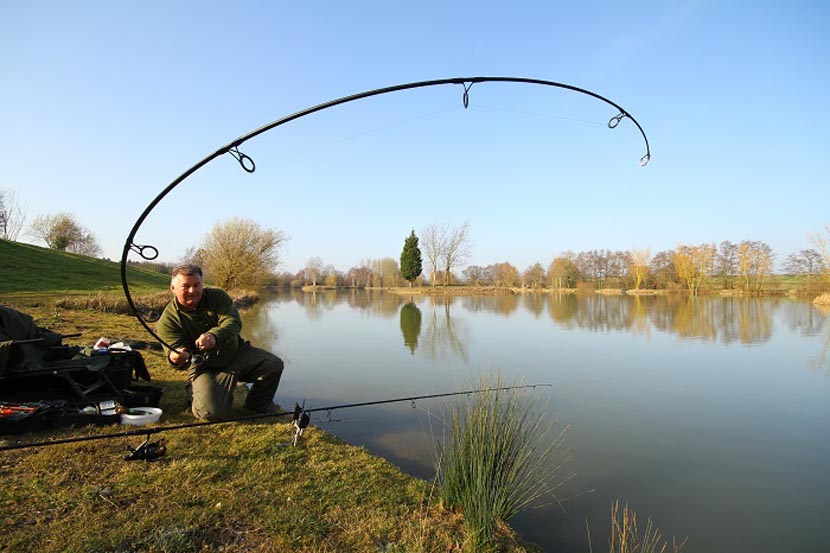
[171,264,203,279]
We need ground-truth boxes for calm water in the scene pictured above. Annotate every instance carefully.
[241,291,830,553]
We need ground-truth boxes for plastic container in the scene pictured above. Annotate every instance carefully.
[120,407,162,426]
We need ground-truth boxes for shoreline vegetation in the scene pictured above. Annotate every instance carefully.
[301,283,826,299]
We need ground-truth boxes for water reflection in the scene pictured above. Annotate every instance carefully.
[460,294,520,317]
[272,288,402,318]
[270,290,830,349]
[421,296,470,363]
[809,304,830,374]
[786,300,828,337]
[239,302,281,348]
[399,302,421,354]
[537,294,778,345]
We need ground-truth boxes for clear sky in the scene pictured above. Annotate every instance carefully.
[2,1,828,274]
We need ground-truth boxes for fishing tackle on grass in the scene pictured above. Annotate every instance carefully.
[119,76,650,347]
[0,384,552,460]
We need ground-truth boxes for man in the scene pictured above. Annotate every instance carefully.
[156,264,283,421]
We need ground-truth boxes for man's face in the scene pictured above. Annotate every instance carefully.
[171,273,203,310]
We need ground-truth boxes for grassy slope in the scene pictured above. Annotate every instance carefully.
[0,239,169,295]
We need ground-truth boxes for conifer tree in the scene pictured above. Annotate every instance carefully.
[400,230,423,287]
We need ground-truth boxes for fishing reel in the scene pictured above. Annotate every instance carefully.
[291,402,310,446]
[125,435,166,461]
[190,352,206,368]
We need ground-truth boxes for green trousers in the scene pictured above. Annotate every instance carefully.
[187,342,283,421]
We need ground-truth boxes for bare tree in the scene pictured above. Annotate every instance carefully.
[29,212,101,256]
[737,240,775,294]
[463,265,486,285]
[784,249,825,290]
[673,244,716,295]
[200,217,287,289]
[495,262,520,287]
[442,222,471,286]
[649,250,676,289]
[522,262,546,289]
[812,225,830,282]
[380,257,401,287]
[716,240,739,289]
[346,263,372,288]
[0,188,26,241]
[304,257,324,287]
[179,245,205,267]
[420,223,445,287]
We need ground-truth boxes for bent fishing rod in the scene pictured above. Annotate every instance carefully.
[119,76,650,348]
[0,383,552,460]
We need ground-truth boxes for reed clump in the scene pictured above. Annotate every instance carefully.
[814,292,830,306]
[435,376,571,551]
[589,501,686,553]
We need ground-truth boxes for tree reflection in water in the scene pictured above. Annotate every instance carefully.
[399,302,421,354]
[239,301,281,351]
[422,296,470,363]
[271,290,821,351]
[809,303,830,374]
[541,293,776,345]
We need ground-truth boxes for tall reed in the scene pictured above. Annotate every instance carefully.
[435,376,571,550]
[589,501,686,553]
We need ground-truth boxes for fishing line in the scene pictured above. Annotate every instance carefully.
[266,105,458,163]
[206,104,460,206]
[468,102,604,126]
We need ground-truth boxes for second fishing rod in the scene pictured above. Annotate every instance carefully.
[0,383,553,460]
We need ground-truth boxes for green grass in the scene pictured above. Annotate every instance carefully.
[0,239,168,295]
[0,301,537,552]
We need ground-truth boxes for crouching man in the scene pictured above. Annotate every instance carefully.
[156,264,283,420]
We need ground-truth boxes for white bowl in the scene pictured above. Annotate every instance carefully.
[120,407,162,426]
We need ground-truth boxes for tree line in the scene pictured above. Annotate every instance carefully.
[7,184,828,296]
[283,237,828,296]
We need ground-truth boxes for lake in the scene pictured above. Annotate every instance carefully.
[241,290,830,552]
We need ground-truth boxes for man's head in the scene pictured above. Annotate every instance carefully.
[170,264,204,310]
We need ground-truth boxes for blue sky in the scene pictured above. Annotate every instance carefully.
[2,1,827,274]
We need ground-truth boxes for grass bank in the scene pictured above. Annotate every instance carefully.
[0,239,169,295]
[0,299,535,552]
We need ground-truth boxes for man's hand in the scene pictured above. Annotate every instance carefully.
[195,332,217,351]
[168,347,190,368]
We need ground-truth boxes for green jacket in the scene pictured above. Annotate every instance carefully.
[156,288,244,369]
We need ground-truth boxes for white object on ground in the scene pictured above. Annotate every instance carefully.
[120,407,162,426]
